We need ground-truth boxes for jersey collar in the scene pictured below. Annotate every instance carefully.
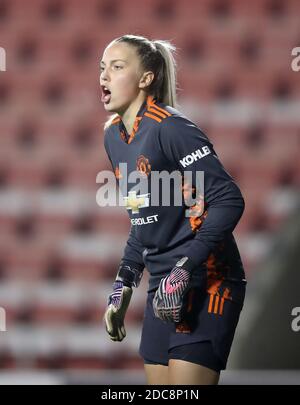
[118,95,156,144]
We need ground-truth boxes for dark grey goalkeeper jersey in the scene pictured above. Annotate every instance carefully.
[104,95,245,292]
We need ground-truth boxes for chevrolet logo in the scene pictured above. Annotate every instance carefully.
[124,191,150,214]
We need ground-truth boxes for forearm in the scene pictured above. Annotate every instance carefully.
[185,202,244,268]
[121,230,145,272]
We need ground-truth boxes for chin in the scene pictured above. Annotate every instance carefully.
[106,104,124,115]
[104,103,115,112]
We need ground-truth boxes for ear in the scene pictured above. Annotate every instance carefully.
[139,71,154,89]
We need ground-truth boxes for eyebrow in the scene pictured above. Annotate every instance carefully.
[100,59,126,65]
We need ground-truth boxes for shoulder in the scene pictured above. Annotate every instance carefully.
[103,114,120,150]
[146,100,197,132]
[103,120,119,156]
[104,115,120,141]
[158,106,212,147]
[155,101,205,133]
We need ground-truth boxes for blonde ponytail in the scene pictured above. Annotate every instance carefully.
[152,39,177,108]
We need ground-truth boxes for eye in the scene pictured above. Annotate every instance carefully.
[114,65,123,70]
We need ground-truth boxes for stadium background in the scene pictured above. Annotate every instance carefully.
[0,0,299,384]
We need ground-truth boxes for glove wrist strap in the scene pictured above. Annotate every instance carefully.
[116,262,143,288]
[175,256,196,274]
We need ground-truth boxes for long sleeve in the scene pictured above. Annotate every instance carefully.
[120,225,145,272]
[159,116,245,268]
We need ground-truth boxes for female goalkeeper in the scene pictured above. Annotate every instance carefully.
[101,34,246,385]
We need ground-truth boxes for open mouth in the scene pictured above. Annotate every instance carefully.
[101,86,111,104]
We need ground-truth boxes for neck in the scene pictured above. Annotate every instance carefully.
[119,93,147,135]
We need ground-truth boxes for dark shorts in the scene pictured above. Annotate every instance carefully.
[139,280,246,372]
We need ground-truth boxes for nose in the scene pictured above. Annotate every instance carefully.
[100,67,110,84]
